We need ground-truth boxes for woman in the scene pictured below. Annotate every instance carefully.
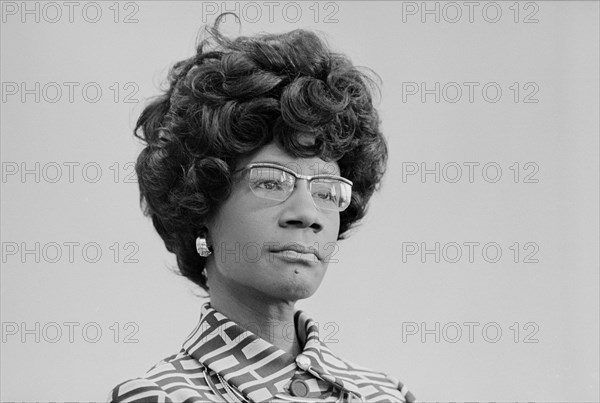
[108,15,416,403]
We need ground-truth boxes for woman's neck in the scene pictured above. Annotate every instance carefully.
[207,278,303,357]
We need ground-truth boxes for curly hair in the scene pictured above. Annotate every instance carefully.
[134,15,388,292]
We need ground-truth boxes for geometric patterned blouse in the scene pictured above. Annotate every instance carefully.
[107,303,416,402]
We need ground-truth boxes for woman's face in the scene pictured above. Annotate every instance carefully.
[205,141,341,302]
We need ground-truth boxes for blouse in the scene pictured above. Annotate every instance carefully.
[107,303,416,402]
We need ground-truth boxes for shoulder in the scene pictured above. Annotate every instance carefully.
[321,345,417,402]
[107,377,172,403]
[348,360,416,402]
[106,351,205,402]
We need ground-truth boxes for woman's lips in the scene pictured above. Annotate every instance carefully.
[268,244,321,261]
[270,249,320,264]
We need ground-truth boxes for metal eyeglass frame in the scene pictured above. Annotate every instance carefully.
[231,162,353,211]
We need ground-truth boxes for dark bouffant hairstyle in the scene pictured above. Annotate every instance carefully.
[134,15,388,292]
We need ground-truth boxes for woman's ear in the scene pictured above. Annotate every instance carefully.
[200,220,216,249]
[198,224,209,240]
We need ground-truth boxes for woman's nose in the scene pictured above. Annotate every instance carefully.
[278,179,323,231]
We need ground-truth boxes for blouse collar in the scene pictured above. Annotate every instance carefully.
[182,302,362,402]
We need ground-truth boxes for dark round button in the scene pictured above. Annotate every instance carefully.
[290,379,309,397]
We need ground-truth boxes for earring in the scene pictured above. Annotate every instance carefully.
[196,237,212,257]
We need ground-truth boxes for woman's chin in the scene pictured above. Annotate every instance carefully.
[257,275,323,302]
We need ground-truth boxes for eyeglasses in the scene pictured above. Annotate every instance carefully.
[232,162,353,212]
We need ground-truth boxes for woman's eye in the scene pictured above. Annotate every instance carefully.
[256,180,282,191]
[314,191,337,202]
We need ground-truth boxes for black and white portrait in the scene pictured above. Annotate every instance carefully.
[1,2,598,402]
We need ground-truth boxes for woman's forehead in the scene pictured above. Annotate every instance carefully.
[238,142,340,176]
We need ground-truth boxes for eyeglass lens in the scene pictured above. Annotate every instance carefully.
[247,166,351,211]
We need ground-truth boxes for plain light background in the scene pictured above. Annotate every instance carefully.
[1,1,598,401]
